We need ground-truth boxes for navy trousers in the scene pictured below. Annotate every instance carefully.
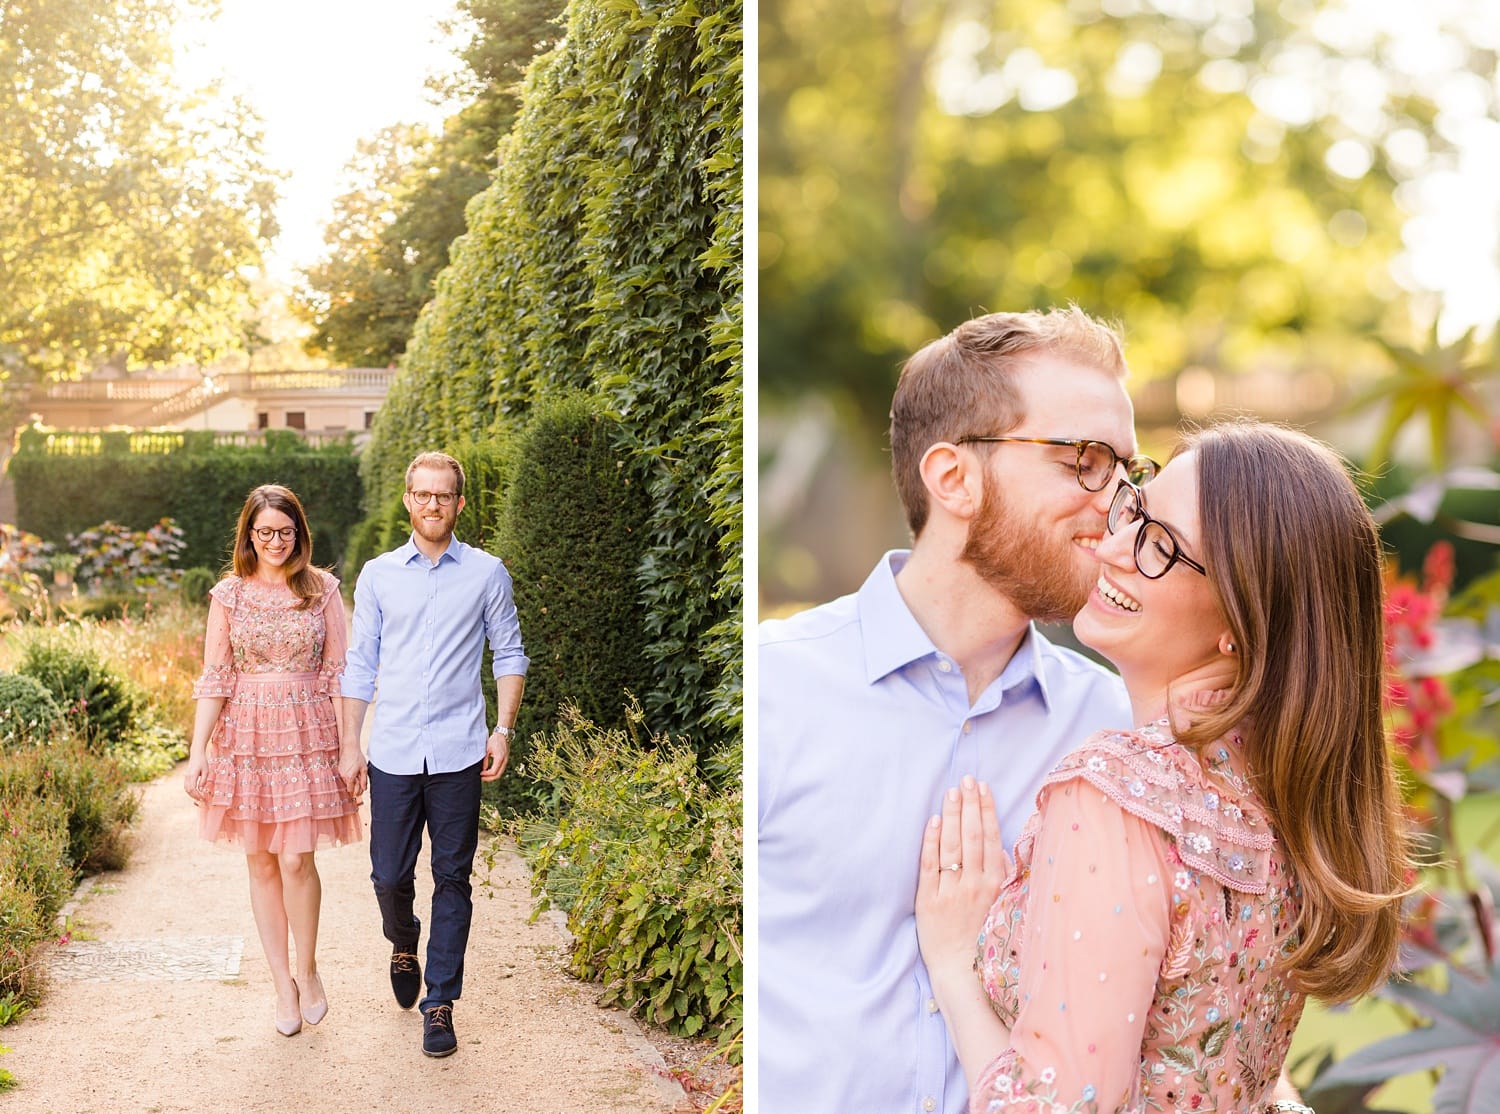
[368,759,483,1013]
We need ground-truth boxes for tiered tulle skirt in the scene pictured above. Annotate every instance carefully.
[199,670,362,853]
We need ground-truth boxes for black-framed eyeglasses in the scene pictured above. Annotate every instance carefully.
[954,435,1159,491]
[252,526,297,543]
[1107,479,1206,579]
[408,490,458,507]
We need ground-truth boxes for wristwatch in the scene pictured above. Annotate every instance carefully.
[492,725,512,737]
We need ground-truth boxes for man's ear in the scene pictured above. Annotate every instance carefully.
[919,442,984,523]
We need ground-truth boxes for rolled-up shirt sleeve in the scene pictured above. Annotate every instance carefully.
[484,560,529,678]
[972,780,1172,1113]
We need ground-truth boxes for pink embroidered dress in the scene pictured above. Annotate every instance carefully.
[192,572,361,853]
[971,721,1303,1113]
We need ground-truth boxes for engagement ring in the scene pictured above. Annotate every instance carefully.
[942,863,962,872]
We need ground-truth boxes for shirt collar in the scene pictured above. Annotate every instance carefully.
[400,534,461,566]
[1003,622,1054,712]
[857,551,940,684]
[857,549,1055,710]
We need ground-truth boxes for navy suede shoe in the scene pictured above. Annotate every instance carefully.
[422,1003,457,1058]
[390,947,421,1011]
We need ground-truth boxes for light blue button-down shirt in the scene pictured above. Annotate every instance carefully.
[757,551,1131,1114]
[342,535,529,776]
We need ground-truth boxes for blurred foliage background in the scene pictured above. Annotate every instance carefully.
[760,3,1500,1108]
[759,0,1500,609]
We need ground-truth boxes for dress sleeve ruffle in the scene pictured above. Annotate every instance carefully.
[207,575,240,610]
[312,569,341,612]
[1035,725,1275,893]
[315,572,347,695]
[192,583,238,699]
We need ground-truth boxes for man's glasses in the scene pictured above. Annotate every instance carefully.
[1106,479,1206,579]
[954,436,1159,491]
[408,490,458,507]
[252,526,297,543]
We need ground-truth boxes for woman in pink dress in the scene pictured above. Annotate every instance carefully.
[916,422,1411,1113]
[183,484,362,1037]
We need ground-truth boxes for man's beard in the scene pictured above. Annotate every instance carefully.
[959,487,1095,623]
[411,512,454,546]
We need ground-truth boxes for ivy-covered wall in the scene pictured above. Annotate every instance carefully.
[357,0,743,753]
[8,430,364,573]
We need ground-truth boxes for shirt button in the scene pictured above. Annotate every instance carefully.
[937,660,952,673]
[926,997,938,1013]
[923,1099,937,1112]
[962,721,972,734]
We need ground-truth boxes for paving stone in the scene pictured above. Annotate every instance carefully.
[49,935,243,982]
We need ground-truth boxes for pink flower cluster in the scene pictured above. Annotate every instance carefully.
[1383,542,1456,768]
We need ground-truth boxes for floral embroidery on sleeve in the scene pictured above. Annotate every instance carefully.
[972,722,1305,1114]
[191,579,239,698]
[315,573,347,696]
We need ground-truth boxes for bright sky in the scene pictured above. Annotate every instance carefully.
[175,0,467,280]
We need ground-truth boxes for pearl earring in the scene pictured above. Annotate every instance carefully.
[1226,642,1236,654]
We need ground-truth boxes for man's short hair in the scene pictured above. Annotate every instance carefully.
[889,306,1128,537]
[405,451,466,496]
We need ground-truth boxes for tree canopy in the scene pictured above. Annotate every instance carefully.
[292,0,565,366]
[760,0,1495,423]
[0,0,279,388]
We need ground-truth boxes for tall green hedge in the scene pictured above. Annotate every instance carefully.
[356,0,742,755]
[8,433,364,572]
[488,393,651,813]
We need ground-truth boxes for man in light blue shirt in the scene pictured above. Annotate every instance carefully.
[759,309,1148,1113]
[341,450,528,1059]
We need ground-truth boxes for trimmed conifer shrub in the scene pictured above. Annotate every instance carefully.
[483,393,650,816]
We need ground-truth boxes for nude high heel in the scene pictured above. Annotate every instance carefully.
[298,971,328,1026]
[276,983,303,1036]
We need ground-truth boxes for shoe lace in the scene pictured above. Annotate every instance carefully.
[426,1004,452,1031]
[392,952,419,973]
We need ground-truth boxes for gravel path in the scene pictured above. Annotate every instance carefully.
[2,767,686,1113]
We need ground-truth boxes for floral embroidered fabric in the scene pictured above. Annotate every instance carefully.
[192,573,361,853]
[972,721,1303,1113]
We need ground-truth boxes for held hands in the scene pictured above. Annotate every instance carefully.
[481,727,511,782]
[915,777,1013,992]
[338,743,367,803]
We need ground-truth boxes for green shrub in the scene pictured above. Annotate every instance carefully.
[340,515,383,585]
[0,789,73,1000]
[450,435,517,553]
[0,790,73,919]
[176,566,217,607]
[507,705,741,1040]
[107,723,189,783]
[0,738,136,873]
[486,393,652,818]
[15,634,145,750]
[0,674,62,749]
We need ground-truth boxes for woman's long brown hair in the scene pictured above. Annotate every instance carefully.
[230,484,323,609]
[1175,421,1412,1003]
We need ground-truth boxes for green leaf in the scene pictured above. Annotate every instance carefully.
[1199,1019,1230,1058]
[1159,1045,1197,1073]
[1315,961,1500,1114]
